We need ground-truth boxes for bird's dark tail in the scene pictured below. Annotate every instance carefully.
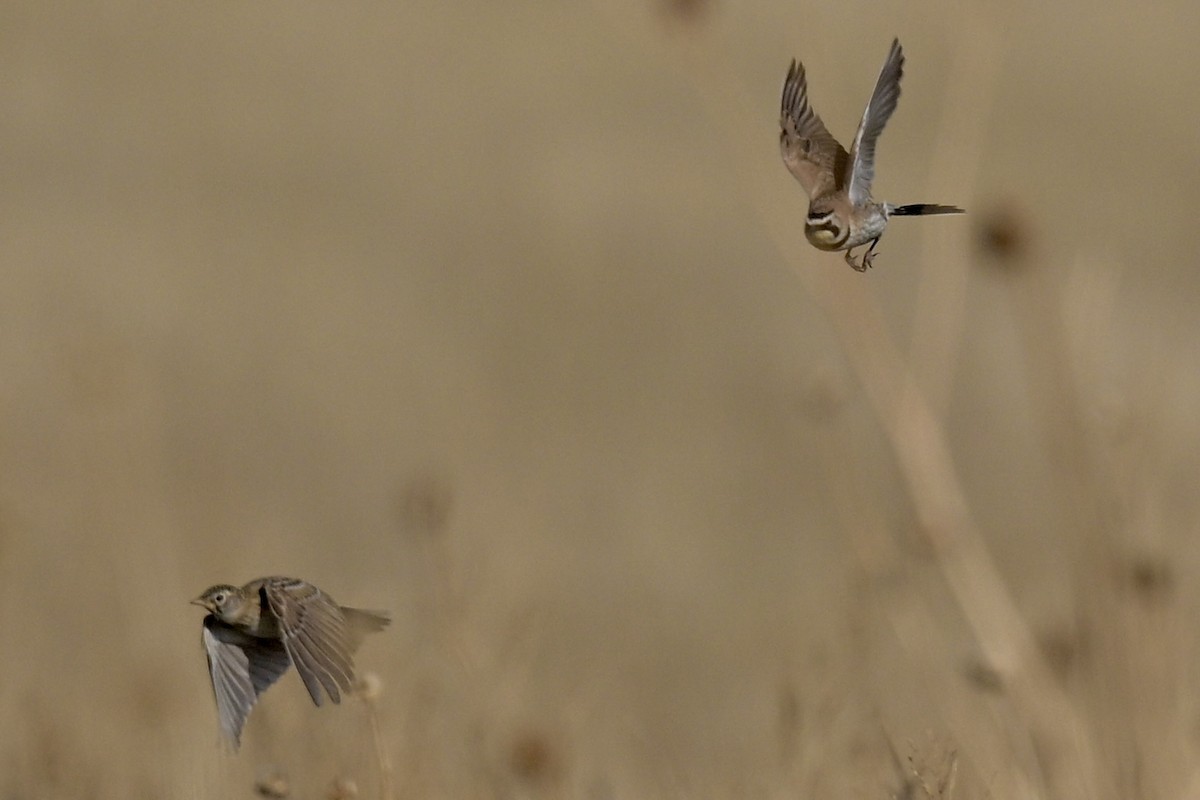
[890,203,965,216]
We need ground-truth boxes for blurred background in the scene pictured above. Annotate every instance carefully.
[1,0,1199,797]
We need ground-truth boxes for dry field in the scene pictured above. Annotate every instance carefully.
[2,1,1200,797]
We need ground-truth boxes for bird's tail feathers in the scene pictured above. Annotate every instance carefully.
[341,606,391,652]
[889,203,965,216]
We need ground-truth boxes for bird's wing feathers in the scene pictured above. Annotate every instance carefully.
[262,577,355,706]
[202,616,290,748]
[779,58,848,200]
[845,38,904,206]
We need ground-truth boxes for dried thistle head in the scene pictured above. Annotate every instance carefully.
[660,0,712,25]
[254,765,289,798]
[397,473,454,537]
[889,738,958,800]
[328,777,359,800]
[976,203,1031,269]
[356,671,383,703]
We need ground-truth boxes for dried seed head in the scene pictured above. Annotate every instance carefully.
[328,777,359,800]
[976,203,1031,269]
[254,766,289,798]
[356,672,383,703]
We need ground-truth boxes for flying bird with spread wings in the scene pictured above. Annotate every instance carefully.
[779,38,964,271]
[192,576,389,748]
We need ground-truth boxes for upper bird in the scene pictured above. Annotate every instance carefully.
[192,576,390,748]
[779,38,963,271]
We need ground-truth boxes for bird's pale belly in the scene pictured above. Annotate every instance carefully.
[842,220,887,249]
[805,224,846,251]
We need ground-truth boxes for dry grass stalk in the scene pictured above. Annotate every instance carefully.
[586,3,1116,796]
[357,672,394,800]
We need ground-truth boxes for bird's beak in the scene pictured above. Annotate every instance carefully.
[190,597,209,609]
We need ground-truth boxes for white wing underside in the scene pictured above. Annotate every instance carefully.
[845,38,904,206]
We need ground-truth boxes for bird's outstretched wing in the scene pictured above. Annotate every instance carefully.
[262,577,355,706]
[201,615,291,748]
[779,58,849,200]
[845,38,904,206]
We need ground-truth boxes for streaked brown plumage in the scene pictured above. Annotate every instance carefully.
[192,576,389,748]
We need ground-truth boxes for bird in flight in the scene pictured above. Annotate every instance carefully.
[779,38,964,271]
[192,576,389,748]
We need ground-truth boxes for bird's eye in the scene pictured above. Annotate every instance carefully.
[213,592,227,605]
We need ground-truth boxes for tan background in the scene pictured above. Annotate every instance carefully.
[2,1,1199,797]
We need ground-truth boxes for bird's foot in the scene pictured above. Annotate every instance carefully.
[846,238,882,272]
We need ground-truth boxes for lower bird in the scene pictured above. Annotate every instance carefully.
[192,576,389,748]
[779,38,964,271]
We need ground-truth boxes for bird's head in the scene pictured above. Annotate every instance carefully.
[804,205,848,251]
[191,584,247,622]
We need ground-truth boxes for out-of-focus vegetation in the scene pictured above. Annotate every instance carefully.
[2,1,1199,796]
